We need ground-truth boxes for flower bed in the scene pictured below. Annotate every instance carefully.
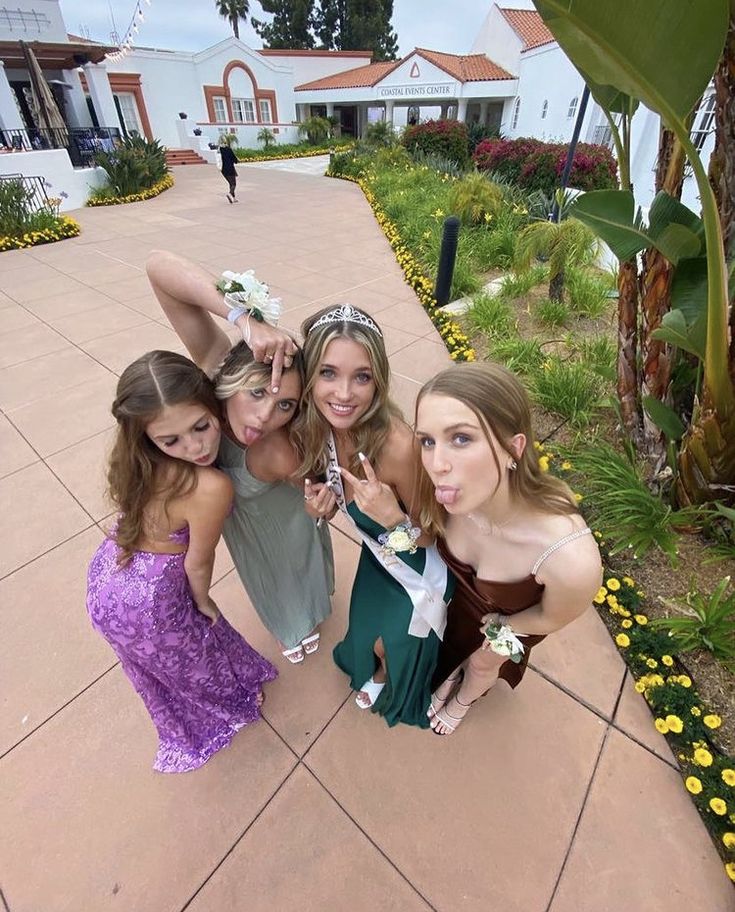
[541,445,735,883]
[235,141,353,163]
[0,215,80,251]
[327,169,475,362]
[87,174,174,207]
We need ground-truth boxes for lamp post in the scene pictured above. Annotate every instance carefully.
[550,84,591,223]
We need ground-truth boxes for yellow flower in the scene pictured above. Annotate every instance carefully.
[722,770,735,787]
[704,714,722,729]
[660,654,673,666]
[606,594,618,608]
[723,832,735,849]
[634,678,647,693]
[574,492,583,502]
[649,674,664,686]
[710,798,728,816]
[606,578,621,591]
[727,863,735,882]
[685,776,703,794]
[634,614,648,626]
[691,706,702,717]
[621,618,633,629]
[538,455,550,472]
[665,715,683,733]
[654,718,669,734]
[694,747,713,767]
[678,675,692,688]
[593,587,607,605]
[561,460,572,470]
[646,658,658,669]
[615,633,630,648]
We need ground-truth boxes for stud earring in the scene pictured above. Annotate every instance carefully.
[508,458,518,471]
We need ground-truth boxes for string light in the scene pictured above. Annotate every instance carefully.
[105,1,151,61]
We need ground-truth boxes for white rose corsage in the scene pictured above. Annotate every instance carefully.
[483,621,525,664]
[216,269,282,326]
[378,518,421,563]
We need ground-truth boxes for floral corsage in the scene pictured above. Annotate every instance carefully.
[216,270,282,326]
[378,518,421,563]
[483,621,525,664]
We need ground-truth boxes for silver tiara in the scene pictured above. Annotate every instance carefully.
[308,304,383,337]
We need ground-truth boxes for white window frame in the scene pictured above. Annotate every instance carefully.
[115,92,142,136]
[691,93,716,152]
[258,99,272,123]
[232,98,256,124]
[511,97,521,130]
[567,96,578,120]
[213,96,227,123]
[541,99,548,120]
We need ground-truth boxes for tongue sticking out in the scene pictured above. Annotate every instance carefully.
[243,427,262,446]
[435,487,459,505]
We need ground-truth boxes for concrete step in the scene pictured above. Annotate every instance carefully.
[165,148,208,166]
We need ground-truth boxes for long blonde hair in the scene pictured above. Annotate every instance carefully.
[108,351,220,565]
[213,340,304,401]
[415,362,579,536]
[291,305,402,476]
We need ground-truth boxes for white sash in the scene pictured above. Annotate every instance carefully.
[326,432,448,640]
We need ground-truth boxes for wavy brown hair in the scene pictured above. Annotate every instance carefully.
[415,362,579,537]
[291,305,402,477]
[108,350,220,564]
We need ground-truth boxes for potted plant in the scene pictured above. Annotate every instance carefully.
[178,112,188,120]
[193,128,202,136]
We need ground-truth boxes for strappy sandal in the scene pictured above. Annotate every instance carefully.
[355,676,385,709]
[282,644,305,664]
[301,633,320,655]
[430,696,473,736]
[427,671,463,720]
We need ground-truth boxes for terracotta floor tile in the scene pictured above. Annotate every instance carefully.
[0,248,36,273]
[211,530,359,756]
[0,303,37,334]
[0,415,38,477]
[122,292,169,322]
[314,283,399,314]
[0,346,112,411]
[92,274,158,303]
[46,428,116,520]
[548,729,733,912]
[390,371,422,420]
[378,299,439,338]
[0,321,69,369]
[0,668,296,912]
[74,262,143,287]
[50,302,150,344]
[0,462,91,578]
[18,284,116,320]
[0,526,109,754]
[0,272,90,304]
[381,322,421,356]
[81,322,181,373]
[390,337,452,383]
[8,373,118,457]
[305,670,607,912]
[0,260,60,289]
[529,607,627,718]
[613,671,676,764]
[186,765,432,912]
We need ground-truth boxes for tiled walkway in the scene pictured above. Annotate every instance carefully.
[0,164,731,912]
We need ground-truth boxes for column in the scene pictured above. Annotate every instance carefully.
[479,101,489,126]
[83,62,122,130]
[384,99,394,125]
[457,98,468,123]
[440,102,449,119]
[0,61,25,132]
[325,101,334,117]
[61,68,93,128]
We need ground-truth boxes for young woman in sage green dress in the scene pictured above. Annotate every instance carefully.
[146,251,333,664]
[292,304,453,728]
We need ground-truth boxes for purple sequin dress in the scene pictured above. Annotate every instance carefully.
[86,525,277,773]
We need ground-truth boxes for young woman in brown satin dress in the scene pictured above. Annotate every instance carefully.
[413,362,602,735]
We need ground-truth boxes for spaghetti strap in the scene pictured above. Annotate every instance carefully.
[531,527,592,576]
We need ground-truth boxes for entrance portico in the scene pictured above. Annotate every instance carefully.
[295,47,517,136]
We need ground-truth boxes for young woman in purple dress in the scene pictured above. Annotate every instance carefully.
[86,350,276,773]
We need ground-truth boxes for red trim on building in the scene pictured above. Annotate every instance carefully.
[79,71,153,139]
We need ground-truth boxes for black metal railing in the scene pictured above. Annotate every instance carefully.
[0,126,122,167]
[0,173,50,212]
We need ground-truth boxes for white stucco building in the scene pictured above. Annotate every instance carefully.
[0,0,718,215]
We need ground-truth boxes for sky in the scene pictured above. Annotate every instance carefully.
[58,0,492,57]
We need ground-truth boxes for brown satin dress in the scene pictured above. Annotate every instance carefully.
[432,537,546,691]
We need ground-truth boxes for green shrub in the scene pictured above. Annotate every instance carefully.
[566,266,614,318]
[569,334,616,381]
[328,150,365,179]
[530,357,602,426]
[466,292,515,337]
[534,297,570,327]
[372,146,412,170]
[94,135,168,197]
[489,336,544,374]
[410,147,463,176]
[364,119,397,148]
[467,122,501,155]
[402,119,469,166]
[257,127,276,149]
[650,577,735,666]
[474,137,617,193]
[447,171,503,226]
[298,116,331,145]
[498,265,547,298]
[0,179,34,236]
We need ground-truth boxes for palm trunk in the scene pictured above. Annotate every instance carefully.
[232,17,240,38]
[617,258,641,441]
[639,127,687,460]
[549,269,564,303]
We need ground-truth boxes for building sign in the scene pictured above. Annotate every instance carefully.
[378,83,454,99]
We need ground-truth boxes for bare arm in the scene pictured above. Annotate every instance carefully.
[146,249,299,390]
[182,468,234,620]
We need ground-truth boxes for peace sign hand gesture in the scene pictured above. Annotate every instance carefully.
[338,453,405,530]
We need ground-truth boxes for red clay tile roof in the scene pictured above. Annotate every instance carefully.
[499,8,555,50]
[295,60,400,91]
[295,49,512,91]
[414,48,513,82]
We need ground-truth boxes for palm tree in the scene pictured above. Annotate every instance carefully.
[514,217,598,303]
[215,0,250,39]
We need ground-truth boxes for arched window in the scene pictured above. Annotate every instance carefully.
[567,96,578,120]
[511,97,521,130]
[541,99,548,120]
